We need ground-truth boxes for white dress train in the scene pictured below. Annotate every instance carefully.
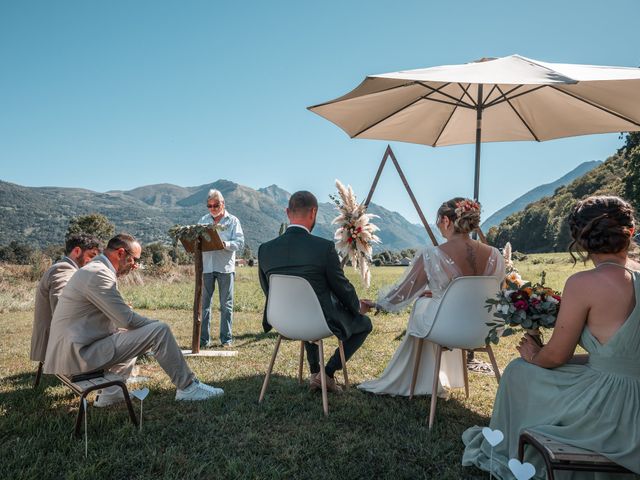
[358,245,505,396]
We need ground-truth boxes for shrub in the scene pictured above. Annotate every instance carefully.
[28,252,52,282]
[66,213,115,243]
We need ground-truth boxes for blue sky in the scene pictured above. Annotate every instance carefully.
[1,1,638,223]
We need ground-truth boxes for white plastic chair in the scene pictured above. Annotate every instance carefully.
[408,276,502,428]
[258,274,349,416]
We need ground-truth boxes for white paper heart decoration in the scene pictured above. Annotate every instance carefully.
[508,459,536,480]
[131,387,149,401]
[482,427,504,447]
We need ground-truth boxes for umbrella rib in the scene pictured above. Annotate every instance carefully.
[495,85,541,141]
[432,91,467,146]
[418,96,475,109]
[548,85,640,128]
[484,85,545,109]
[350,96,427,138]
[416,82,475,108]
[458,83,477,107]
[351,83,464,138]
[483,84,500,105]
[307,81,415,110]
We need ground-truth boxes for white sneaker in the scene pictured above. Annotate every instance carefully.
[94,386,128,407]
[175,380,224,401]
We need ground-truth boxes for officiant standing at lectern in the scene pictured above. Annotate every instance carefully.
[197,189,244,348]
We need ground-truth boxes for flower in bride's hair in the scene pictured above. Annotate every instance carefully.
[454,199,481,217]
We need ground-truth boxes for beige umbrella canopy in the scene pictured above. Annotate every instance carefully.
[309,54,640,200]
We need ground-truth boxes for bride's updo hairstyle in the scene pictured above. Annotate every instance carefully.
[437,197,481,235]
[568,195,636,263]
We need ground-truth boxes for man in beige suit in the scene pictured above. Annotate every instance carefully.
[44,233,223,404]
[31,233,102,366]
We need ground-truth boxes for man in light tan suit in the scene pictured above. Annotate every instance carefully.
[31,233,102,367]
[44,233,223,404]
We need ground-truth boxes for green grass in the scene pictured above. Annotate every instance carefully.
[0,256,589,479]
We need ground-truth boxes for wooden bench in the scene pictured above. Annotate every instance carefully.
[518,430,632,479]
[56,372,138,438]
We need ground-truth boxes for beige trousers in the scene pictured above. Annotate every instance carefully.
[99,322,195,390]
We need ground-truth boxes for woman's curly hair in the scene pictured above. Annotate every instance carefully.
[568,195,636,263]
[437,197,481,235]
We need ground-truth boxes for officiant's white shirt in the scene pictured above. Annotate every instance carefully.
[198,211,245,274]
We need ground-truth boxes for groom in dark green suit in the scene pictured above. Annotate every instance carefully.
[258,191,372,392]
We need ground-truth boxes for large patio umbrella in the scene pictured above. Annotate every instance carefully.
[308,54,640,202]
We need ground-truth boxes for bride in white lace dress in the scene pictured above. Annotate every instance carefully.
[359,198,505,397]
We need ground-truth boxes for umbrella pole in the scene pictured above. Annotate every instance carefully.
[473,84,483,202]
[363,145,439,247]
[470,85,490,244]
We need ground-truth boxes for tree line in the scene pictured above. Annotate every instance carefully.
[486,133,640,253]
[0,213,256,269]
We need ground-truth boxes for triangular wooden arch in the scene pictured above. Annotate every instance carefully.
[363,145,439,247]
[362,145,486,246]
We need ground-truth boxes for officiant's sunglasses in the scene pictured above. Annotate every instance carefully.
[122,248,141,265]
[207,202,222,209]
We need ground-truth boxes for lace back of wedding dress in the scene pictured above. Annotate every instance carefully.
[376,246,504,313]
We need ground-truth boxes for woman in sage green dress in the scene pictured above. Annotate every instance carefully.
[462,195,640,479]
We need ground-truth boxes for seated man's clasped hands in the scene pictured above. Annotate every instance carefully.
[44,233,223,405]
[462,195,640,477]
[358,197,505,397]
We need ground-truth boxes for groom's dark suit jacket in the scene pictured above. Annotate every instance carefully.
[258,226,367,340]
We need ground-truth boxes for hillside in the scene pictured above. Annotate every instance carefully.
[0,179,430,252]
[481,160,601,230]
[487,133,640,253]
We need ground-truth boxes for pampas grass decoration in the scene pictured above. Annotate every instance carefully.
[503,242,513,268]
[331,179,380,288]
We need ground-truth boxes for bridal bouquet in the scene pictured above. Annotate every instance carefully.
[331,179,380,288]
[485,243,562,345]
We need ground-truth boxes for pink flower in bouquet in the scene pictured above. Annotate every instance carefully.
[514,300,528,310]
[510,290,529,303]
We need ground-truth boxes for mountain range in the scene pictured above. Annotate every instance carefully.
[0,179,433,252]
[481,160,602,230]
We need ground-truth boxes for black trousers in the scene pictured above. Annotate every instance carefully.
[305,315,372,377]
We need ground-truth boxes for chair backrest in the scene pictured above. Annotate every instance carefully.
[425,276,501,349]
[266,274,333,341]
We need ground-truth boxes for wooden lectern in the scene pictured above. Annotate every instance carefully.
[179,227,224,354]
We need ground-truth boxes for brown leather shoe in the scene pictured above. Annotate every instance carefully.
[308,373,320,391]
[310,373,342,393]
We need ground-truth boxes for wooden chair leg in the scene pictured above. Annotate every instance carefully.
[259,335,282,403]
[338,341,349,389]
[485,344,501,384]
[409,336,424,400]
[34,361,43,388]
[428,344,443,429]
[461,349,469,398]
[298,341,305,385]
[317,340,328,417]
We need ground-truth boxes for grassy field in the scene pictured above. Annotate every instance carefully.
[0,253,589,479]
